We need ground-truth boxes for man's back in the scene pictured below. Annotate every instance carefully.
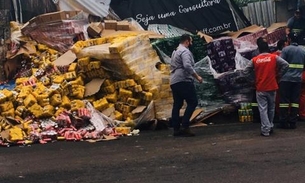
[287,16,305,31]
[170,45,195,85]
[252,53,278,91]
[281,44,305,82]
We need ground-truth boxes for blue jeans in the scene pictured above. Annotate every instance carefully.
[171,82,198,131]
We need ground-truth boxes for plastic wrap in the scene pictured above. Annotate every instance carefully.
[194,56,224,108]
[233,39,259,60]
[134,101,155,127]
[153,71,173,119]
[151,35,207,63]
[235,52,252,70]
[76,43,121,60]
[22,20,88,52]
[86,101,115,131]
[152,46,171,64]
[148,24,193,38]
[76,35,162,122]
[76,34,164,92]
[210,53,255,105]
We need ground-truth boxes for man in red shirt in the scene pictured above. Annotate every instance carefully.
[243,38,289,136]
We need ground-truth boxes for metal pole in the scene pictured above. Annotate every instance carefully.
[12,0,18,22]
[297,0,301,10]
[18,0,22,23]
[226,0,240,30]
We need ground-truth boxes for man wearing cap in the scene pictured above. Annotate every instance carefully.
[287,9,305,44]
[278,32,305,129]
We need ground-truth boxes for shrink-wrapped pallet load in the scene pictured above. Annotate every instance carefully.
[73,33,163,121]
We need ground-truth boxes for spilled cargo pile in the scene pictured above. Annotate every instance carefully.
[0,8,291,147]
[0,32,165,146]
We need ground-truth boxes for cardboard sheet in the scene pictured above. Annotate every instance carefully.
[54,50,77,66]
[84,78,105,97]
[267,22,287,33]
[197,32,213,43]
[228,25,264,39]
[6,41,37,59]
[132,106,147,114]
[102,107,115,117]
[190,109,204,122]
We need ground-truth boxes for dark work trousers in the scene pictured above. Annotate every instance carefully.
[170,82,198,131]
[279,81,302,125]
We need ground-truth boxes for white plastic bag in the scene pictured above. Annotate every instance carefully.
[86,101,116,131]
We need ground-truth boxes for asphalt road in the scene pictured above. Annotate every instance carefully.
[1,122,305,183]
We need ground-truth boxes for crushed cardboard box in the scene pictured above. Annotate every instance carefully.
[87,22,104,38]
[267,22,287,33]
[28,11,80,26]
[117,21,130,31]
[104,20,117,30]
[228,25,265,39]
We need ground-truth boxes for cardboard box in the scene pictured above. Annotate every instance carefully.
[117,21,130,31]
[87,23,104,38]
[228,25,264,39]
[29,16,41,26]
[101,29,117,37]
[104,20,117,30]
[39,11,80,24]
[267,22,287,33]
[69,11,80,17]
[237,28,268,45]
[267,28,286,44]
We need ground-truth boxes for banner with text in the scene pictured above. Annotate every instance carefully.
[110,0,237,34]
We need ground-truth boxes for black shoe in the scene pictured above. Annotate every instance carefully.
[277,123,290,129]
[173,130,183,137]
[261,133,270,137]
[290,123,297,129]
[180,128,195,137]
[270,128,274,134]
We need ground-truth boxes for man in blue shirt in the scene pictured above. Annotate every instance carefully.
[170,34,203,137]
[287,9,305,44]
[278,32,305,129]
